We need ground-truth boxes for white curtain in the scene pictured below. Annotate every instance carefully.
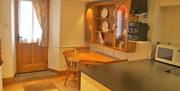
[32,0,49,47]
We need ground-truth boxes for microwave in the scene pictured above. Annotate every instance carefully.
[155,44,180,67]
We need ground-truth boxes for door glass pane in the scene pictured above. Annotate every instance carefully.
[19,1,33,43]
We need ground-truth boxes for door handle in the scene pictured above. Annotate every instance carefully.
[17,35,23,41]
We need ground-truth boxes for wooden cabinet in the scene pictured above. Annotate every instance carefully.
[85,0,136,52]
[81,73,111,91]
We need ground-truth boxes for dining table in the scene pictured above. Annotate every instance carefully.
[68,52,127,65]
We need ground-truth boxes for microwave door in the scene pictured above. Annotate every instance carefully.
[158,47,173,61]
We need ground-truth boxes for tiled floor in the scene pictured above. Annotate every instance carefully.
[3,71,79,91]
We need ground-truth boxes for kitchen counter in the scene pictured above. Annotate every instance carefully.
[81,60,180,91]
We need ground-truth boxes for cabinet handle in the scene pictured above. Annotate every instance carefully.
[178,50,180,52]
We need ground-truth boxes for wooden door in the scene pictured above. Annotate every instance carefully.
[16,0,48,73]
[16,43,48,73]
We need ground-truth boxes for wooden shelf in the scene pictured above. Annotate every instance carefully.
[95,30,114,33]
[92,43,114,49]
[85,0,136,53]
[95,17,114,20]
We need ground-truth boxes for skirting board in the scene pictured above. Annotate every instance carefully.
[3,77,15,85]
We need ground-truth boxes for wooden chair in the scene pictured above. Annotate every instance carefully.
[75,46,90,53]
[63,50,80,86]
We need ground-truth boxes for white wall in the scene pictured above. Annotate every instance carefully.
[59,0,86,70]
[149,0,180,44]
[48,0,86,71]
[146,0,180,58]
[48,0,61,71]
[11,0,16,78]
[159,6,180,46]
[60,0,85,47]
[0,0,16,78]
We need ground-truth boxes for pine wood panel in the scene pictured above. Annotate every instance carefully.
[16,43,48,73]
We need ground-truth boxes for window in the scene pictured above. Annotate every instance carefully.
[19,0,42,43]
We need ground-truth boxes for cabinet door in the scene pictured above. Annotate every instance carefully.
[81,73,111,91]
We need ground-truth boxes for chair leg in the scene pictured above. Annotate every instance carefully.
[73,72,79,79]
[64,71,70,86]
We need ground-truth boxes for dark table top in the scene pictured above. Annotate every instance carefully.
[81,59,180,91]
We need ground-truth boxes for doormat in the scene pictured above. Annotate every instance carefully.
[15,70,58,82]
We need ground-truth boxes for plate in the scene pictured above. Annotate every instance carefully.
[101,8,109,18]
[102,21,110,32]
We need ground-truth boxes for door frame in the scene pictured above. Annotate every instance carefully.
[15,0,48,73]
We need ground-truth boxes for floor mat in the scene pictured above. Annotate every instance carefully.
[15,70,58,82]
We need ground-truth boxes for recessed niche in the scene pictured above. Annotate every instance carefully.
[86,8,94,31]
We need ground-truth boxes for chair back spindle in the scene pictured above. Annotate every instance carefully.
[63,50,78,70]
[76,46,90,53]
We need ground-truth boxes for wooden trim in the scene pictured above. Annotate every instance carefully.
[3,73,17,85]
[15,0,20,72]
[3,78,14,85]
[3,77,15,85]
[15,0,19,43]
